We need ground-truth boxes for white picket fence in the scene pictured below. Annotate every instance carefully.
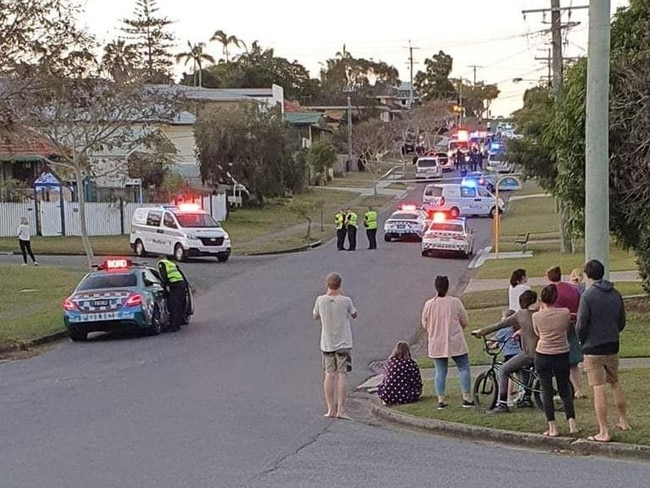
[0,194,227,237]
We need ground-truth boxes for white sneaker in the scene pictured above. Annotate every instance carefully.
[33,262,39,266]
[21,263,28,266]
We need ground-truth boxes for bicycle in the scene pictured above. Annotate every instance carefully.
[472,336,573,412]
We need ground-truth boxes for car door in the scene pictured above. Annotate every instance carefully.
[477,187,494,215]
[145,210,163,254]
[162,212,180,254]
[143,268,169,325]
[459,186,478,214]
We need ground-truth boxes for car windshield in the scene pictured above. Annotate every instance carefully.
[175,213,220,228]
[77,272,137,291]
[417,159,437,168]
[430,223,464,233]
[391,213,419,220]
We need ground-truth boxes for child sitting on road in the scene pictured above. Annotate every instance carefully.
[378,342,423,406]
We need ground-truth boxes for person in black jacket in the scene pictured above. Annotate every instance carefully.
[576,259,630,442]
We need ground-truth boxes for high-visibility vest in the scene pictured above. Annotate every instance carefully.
[158,259,183,283]
[364,210,378,230]
[346,212,358,228]
[335,212,345,230]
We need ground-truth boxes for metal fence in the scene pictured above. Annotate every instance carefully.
[0,194,227,237]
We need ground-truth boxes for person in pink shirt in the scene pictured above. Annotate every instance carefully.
[546,266,584,398]
[421,275,473,410]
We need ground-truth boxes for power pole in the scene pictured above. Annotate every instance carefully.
[407,40,420,108]
[585,0,611,277]
[468,65,483,86]
[347,95,353,172]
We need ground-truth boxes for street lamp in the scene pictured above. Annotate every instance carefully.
[343,88,354,174]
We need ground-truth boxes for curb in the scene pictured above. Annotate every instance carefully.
[370,402,650,461]
[244,240,322,256]
[0,330,68,357]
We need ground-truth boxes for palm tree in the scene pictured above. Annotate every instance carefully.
[101,39,140,83]
[175,41,215,87]
[210,30,242,62]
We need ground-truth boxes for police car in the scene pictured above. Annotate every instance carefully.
[383,205,431,242]
[63,258,193,341]
[421,212,475,258]
[464,172,497,193]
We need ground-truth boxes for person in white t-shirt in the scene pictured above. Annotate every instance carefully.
[508,268,530,311]
[313,272,358,419]
[17,217,38,266]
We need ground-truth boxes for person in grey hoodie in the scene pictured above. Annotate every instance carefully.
[576,259,630,442]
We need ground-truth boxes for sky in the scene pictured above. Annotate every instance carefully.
[80,0,630,117]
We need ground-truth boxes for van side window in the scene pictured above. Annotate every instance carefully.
[146,210,162,227]
[460,187,476,198]
[478,187,491,197]
[163,212,178,229]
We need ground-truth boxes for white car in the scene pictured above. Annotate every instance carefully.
[487,153,513,173]
[383,206,430,242]
[415,157,443,180]
[421,215,474,258]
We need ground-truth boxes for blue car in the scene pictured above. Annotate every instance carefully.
[63,258,193,342]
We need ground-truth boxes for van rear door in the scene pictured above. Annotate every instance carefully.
[423,185,444,205]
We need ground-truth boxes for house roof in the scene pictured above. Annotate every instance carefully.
[147,84,273,103]
[0,126,62,161]
[284,112,323,126]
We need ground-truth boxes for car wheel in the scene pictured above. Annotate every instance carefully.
[147,304,162,336]
[421,250,428,257]
[70,330,87,342]
[174,243,185,262]
[134,239,147,257]
[217,253,229,263]
[450,207,460,218]
[384,234,392,242]
[489,207,497,219]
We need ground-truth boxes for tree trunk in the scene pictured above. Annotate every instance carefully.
[74,164,95,269]
[306,218,312,240]
[558,200,573,253]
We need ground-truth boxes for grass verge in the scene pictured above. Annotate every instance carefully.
[0,264,83,349]
[393,368,650,445]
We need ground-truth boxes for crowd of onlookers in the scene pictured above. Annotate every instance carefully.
[372,259,629,441]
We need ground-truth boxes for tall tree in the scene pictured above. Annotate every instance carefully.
[101,39,140,83]
[175,41,215,87]
[194,103,301,202]
[121,0,175,84]
[210,30,243,62]
[414,51,457,101]
[455,80,500,119]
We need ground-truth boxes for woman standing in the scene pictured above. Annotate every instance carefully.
[377,342,423,406]
[421,275,473,410]
[508,269,531,311]
[17,217,38,266]
[533,284,578,437]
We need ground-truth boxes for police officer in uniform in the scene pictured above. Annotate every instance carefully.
[157,256,187,332]
[335,209,346,251]
[363,206,378,250]
[345,208,358,251]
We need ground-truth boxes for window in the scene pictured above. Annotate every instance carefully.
[143,269,162,287]
[424,186,443,197]
[77,273,137,291]
[175,213,220,228]
[391,213,419,220]
[460,187,476,198]
[163,212,178,229]
[146,210,162,227]
[417,159,438,168]
[430,223,464,233]
[478,187,491,198]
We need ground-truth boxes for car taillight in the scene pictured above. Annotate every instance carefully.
[124,293,143,307]
[63,298,77,311]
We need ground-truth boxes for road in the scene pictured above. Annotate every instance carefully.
[1,186,648,487]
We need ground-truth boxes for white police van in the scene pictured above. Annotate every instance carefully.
[422,182,505,218]
[130,204,231,262]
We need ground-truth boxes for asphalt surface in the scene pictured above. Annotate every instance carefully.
[1,184,649,487]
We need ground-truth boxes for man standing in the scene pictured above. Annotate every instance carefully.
[576,259,630,442]
[157,255,187,332]
[345,208,358,251]
[313,273,358,419]
[363,206,378,250]
[335,209,346,251]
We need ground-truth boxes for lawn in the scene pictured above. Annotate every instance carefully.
[0,264,84,349]
[330,163,400,188]
[0,189,378,257]
[512,179,547,197]
[393,368,650,445]
[500,195,560,237]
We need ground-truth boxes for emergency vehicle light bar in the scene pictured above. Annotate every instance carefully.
[177,203,201,211]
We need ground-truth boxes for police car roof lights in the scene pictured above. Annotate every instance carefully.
[177,203,201,211]
[399,204,418,211]
[432,212,447,223]
[95,258,144,271]
[461,178,477,188]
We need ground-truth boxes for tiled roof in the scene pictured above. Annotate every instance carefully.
[284,112,322,125]
[0,126,62,161]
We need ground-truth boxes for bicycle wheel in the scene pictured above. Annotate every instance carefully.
[533,378,575,412]
[473,370,498,410]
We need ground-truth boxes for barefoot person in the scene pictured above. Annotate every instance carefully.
[576,259,630,442]
[313,272,358,419]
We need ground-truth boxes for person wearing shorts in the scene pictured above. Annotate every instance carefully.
[576,259,630,442]
[313,273,357,419]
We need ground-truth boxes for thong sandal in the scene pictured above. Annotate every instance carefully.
[587,435,611,443]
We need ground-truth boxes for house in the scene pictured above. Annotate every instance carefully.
[283,112,332,149]
[376,82,420,122]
